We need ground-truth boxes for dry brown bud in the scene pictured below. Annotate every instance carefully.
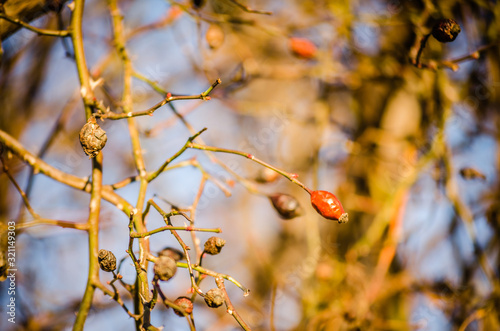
[204,237,226,255]
[173,297,194,316]
[79,117,107,158]
[204,288,224,308]
[432,19,461,43]
[98,249,117,272]
[154,255,177,281]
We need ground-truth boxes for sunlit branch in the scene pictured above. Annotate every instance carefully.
[0,13,70,37]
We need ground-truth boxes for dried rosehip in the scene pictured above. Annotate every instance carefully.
[204,237,226,255]
[204,288,224,308]
[98,249,117,272]
[310,190,348,223]
[154,255,177,281]
[79,117,107,158]
[269,193,303,220]
[431,19,461,43]
[158,247,185,262]
[173,297,193,317]
[290,37,317,59]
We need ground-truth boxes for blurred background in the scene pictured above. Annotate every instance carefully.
[0,0,499,330]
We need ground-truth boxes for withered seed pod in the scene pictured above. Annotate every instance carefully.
[98,249,117,272]
[79,117,107,158]
[158,247,185,262]
[431,19,461,43]
[269,193,303,220]
[204,237,226,255]
[154,255,177,281]
[204,288,225,308]
[173,297,194,317]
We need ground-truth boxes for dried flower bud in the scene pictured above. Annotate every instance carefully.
[310,190,348,223]
[158,247,185,262]
[269,193,303,220]
[204,288,225,308]
[79,117,107,158]
[154,255,177,281]
[290,37,317,59]
[173,297,194,317]
[206,24,225,49]
[204,237,226,255]
[431,19,461,43]
[98,249,117,272]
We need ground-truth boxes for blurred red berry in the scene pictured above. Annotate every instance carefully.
[310,190,348,223]
[290,37,317,59]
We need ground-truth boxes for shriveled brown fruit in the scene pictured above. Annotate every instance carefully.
[431,19,461,42]
[98,249,117,272]
[154,255,177,281]
[173,297,194,317]
[204,288,224,308]
[204,237,226,255]
[269,193,303,220]
[158,246,185,261]
[79,117,107,158]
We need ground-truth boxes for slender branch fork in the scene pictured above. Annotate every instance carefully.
[0,11,70,37]
[94,79,221,120]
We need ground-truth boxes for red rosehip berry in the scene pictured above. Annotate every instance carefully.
[289,37,317,59]
[310,190,348,223]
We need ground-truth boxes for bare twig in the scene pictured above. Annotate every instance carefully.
[215,276,252,331]
[229,0,272,15]
[0,12,70,37]
[94,79,221,120]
